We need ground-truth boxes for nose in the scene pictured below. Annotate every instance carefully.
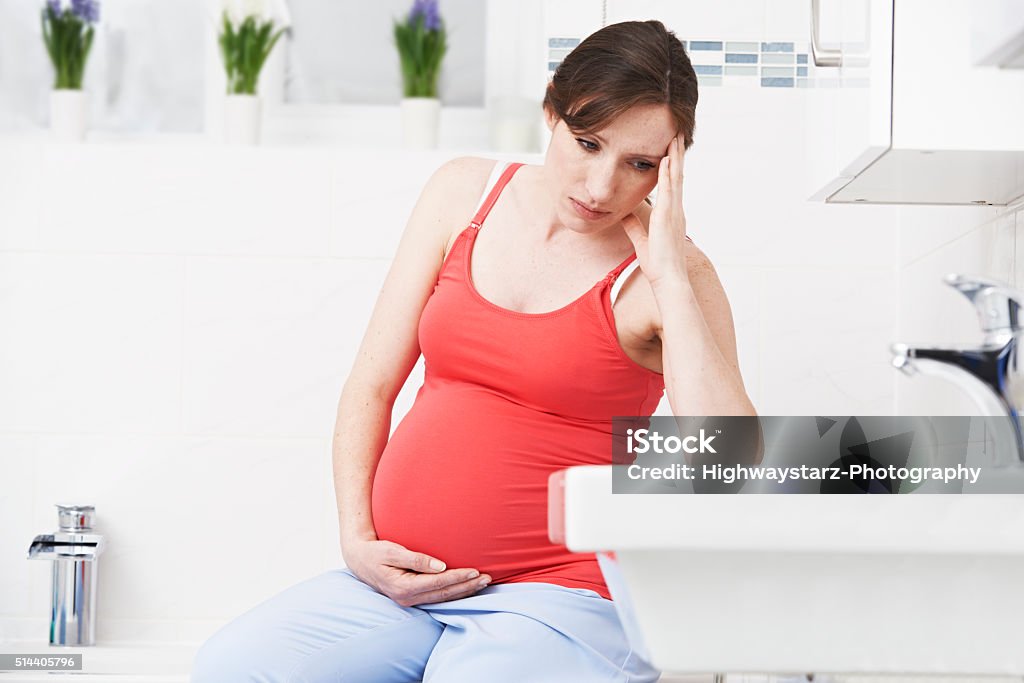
[584,159,618,207]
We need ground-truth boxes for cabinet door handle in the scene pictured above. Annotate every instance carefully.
[811,0,843,67]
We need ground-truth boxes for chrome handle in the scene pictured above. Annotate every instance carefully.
[811,0,843,67]
[944,273,1023,336]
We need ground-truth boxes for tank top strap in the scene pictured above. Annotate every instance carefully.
[609,257,642,306]
[470,161,524,228]
[607,234,696,305]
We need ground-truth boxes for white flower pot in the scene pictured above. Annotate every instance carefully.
[224,94,262,145]
[50,89,88,142]
[401,97,441,149]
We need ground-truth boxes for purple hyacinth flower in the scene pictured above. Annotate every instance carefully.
[70,0,100,23]
[407,0,426,25]
[46,0,61,16]
[408,0,441,32]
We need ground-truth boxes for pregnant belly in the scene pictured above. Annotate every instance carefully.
[370,386,600,580]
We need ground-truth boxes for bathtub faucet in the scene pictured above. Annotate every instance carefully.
[890,274,1024,466]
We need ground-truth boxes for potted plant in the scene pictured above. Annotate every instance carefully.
[393,0,447,149]
[217,0,290,145]
[41,0,100,142]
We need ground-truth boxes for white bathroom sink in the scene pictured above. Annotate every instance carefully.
[548,465,1024,676]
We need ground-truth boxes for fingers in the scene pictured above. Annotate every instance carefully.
[395,569,492,607]
[395,547,446,573]
[621,213,649,256]
[621,212,647,241]
[657,154,670,204]
[410,572,492,606]
[673,135,685,197]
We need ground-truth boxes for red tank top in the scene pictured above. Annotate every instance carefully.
[370,162,666,600]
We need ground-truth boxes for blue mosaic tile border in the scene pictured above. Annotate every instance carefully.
[546,37,860,89]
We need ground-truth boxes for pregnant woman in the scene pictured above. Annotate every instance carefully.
[192,19,755,683]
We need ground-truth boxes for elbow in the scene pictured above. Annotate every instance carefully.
[335,376,397,429]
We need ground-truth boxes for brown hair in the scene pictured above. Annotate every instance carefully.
[543,20,698,151]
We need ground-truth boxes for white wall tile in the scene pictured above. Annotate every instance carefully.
[609,0,767,43]
[545,0,603,39]
[0,142,42,251]
[714,265,762,408]
[181,257,388,437]
[763,0,809,43]
[27,435,329,624]
[759,267,897,414]
[686,89,900,269]
[330,153,448,260]
[898,204,1002,267]
[0,617,41,642]
[329,152,536,261]
[34,145,332,257]
[320,450,343,570]
[0,436,38,619]
[0,253,182,433]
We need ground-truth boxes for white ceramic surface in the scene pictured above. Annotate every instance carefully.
[223,94,262,145]
[49,90,88,143]
[400,97,441,149]
[551,465,1024,676]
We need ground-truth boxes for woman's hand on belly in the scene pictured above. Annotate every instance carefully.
[344,537,491,607]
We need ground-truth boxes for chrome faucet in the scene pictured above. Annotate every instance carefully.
[891,274,1024,466]
[27,504,106,645]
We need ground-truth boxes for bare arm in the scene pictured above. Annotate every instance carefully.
[331,156,497,605]
[622,135,756,418]
[654,244,756,417]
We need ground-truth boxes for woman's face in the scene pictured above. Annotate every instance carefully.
[543,103,677,234]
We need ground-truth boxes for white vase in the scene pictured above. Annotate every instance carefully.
[224,94,262,145]
[50,89,88,142]
[400,97,441,149]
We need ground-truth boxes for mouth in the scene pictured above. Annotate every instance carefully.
[570,198,610,220]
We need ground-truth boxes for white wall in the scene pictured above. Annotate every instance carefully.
[0,141,454,643]
[681,87,899,416]
[0,0,906,648]
[0,103,901,648]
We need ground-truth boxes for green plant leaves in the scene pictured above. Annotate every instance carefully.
[393,14,447,98]
[41,6,95,90]
[219,11,288,95]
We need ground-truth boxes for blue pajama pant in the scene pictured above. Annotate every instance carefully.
[190,566,661,682]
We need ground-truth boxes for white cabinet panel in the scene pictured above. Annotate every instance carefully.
[807,0,1024,205]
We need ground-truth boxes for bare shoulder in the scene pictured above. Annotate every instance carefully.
[429,156,500,255]
[432,154,495,187]
[428,157,498,215]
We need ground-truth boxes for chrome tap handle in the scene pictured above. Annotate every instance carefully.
[943,274,1023,336]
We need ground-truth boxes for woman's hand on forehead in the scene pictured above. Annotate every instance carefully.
[620,132,689,291]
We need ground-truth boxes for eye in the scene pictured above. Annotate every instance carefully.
[633,161,656,172]
[575,137,598,152]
